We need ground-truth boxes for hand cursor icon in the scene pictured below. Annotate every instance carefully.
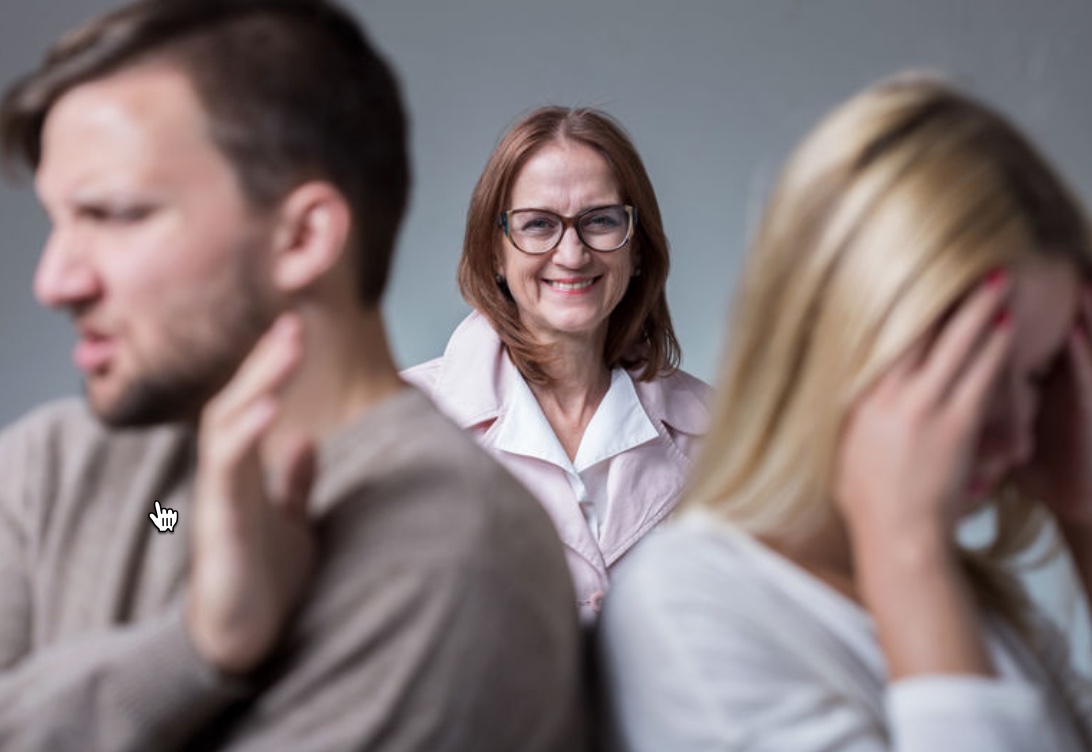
[150,500,179,533]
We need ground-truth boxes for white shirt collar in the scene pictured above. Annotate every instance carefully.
[492,367,660,474]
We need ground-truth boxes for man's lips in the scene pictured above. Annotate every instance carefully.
[73,330,118,373]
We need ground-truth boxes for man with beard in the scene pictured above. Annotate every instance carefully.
[0,1,586,750]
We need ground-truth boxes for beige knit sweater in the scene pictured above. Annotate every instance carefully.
[0,387,587,751]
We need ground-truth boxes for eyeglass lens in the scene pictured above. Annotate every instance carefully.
[506,205,631,253]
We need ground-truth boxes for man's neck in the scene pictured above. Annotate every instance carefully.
[264,304,403,460]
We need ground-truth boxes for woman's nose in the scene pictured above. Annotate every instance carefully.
[551,226,591,268]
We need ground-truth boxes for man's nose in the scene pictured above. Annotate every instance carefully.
[33,229,101,310]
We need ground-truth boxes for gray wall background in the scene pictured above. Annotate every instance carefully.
[2,1,1091,658]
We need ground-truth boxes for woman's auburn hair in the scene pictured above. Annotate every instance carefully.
[458,105,680,384]
[686,73,1092,634]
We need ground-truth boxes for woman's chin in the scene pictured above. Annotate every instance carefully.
[525,313,609,343]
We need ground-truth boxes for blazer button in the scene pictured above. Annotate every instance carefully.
[589,590,605,612]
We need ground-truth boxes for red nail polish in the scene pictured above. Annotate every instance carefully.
[985,268,1007,287]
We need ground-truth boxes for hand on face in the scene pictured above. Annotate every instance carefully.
[186,313,316,676]
[834,272,1014,545]
[1016,285,1092,528]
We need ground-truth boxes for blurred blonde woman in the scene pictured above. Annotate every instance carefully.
[600,74,1092,751]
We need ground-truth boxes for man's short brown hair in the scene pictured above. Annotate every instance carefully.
[2,0,409,307]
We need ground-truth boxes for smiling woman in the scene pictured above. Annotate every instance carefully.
[403,106,711,624]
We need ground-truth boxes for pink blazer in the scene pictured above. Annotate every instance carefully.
[403,311,711,623]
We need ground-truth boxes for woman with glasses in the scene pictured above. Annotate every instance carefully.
[404,107,709,624]
[599,75,1092,750]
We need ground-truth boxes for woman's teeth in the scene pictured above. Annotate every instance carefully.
[546,279,595,291]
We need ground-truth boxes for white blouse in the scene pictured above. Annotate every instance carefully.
[495,365,659,540]
[599,507,1092,751]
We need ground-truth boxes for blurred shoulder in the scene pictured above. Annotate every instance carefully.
[2,397,101,446]
[607,507,756,612]
[0,396,187,464]
[324,386,568,570]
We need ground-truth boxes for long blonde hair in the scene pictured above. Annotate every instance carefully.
[688,74,1092,630]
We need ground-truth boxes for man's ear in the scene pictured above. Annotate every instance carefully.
[270,181,352,294]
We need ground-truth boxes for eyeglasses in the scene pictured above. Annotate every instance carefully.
[498,204,636,254]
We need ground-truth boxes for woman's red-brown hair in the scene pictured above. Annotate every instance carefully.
[458,106,680,384]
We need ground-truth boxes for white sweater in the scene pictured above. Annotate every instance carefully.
[599,508,1092,751]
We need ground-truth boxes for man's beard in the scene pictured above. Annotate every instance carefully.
[90,264,276,429]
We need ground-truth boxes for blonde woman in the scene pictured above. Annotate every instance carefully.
[599,75,1092,751]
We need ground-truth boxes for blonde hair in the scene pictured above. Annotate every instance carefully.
[688,74,1092,630]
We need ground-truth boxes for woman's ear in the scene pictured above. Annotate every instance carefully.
[270,181,352,294]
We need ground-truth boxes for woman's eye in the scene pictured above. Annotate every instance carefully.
[519,217,558,234]
[585,215,619,229]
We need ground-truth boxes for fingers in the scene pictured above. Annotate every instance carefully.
[949,307,1013,426]
[199,314,302,469]
[867,270,1011,407]
[275,435,316,521]
[873,328,930,396]
[187,314,316,677]
[207,315,303,423]
[913,270,1012,407]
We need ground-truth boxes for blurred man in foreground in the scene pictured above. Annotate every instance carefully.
[0,1,586,749]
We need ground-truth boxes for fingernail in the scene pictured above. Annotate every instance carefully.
[994,307,1011,328]
[985,268,1007,287]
